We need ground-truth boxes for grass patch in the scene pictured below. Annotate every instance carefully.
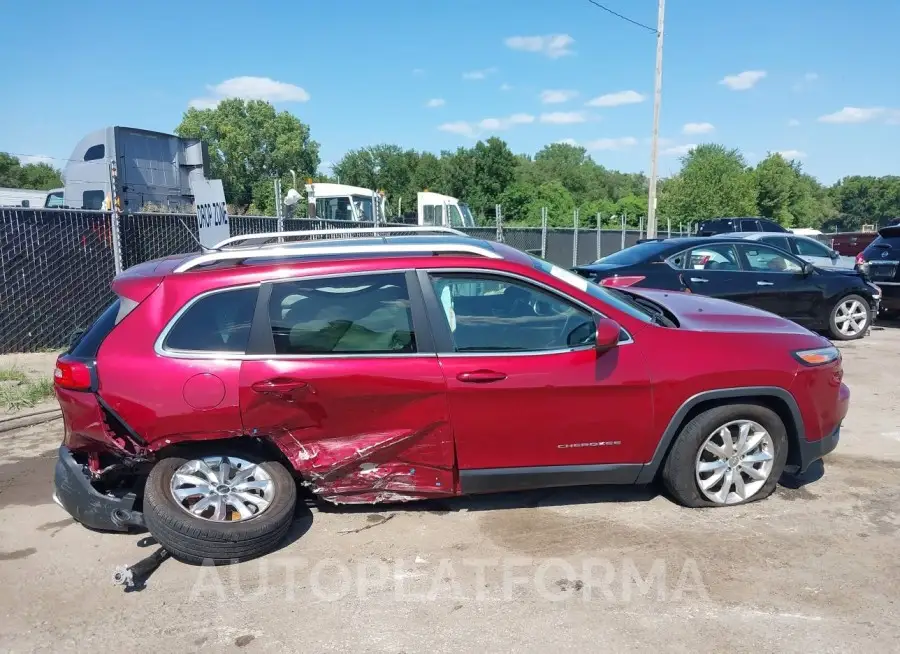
[0,368,55,412]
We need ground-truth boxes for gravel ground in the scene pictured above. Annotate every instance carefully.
[1,324,898,653]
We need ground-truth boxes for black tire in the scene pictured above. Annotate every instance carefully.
[144,450,297,565]
[661,403,788,508]
[828,293,871,341]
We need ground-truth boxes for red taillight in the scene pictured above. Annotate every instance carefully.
[855,252,866,265]
[54,357,92,390]
[600,276,645,288]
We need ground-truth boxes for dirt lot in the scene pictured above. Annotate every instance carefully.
[1,325,899,652]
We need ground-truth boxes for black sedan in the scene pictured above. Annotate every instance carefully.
[574,237,882,340]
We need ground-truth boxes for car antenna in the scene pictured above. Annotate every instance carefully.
[178,218,220,252]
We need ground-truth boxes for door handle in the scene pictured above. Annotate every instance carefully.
[689,277,708,283]
[456,370,507,383]
[756,281,774,286]
[251,378,308,393]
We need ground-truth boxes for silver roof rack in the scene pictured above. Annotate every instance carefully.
[174,241,501,273]
[214,225,467,250]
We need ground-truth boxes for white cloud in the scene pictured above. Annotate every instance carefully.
[586,90,645,107]
[775,149,807,160]
[788,118,801,127]
[439,113,535,139]
[189,76,310,108]
[438,121,478,138]
[585,137,638,151]
[540,111,588,124]
[17,154,55,166]
[719,70,767,91]
[818,107,889,124]
[556,138,579,146]
[541,89,578,104]
[425,98,445,108]
[682,122,715,135]
[500,83,513,91]
[661,143,697,156]
[462,67,498,80]
[504,34,575,58]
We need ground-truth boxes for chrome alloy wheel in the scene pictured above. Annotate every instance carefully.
[170,456,275,522]
[694,420,775,505]
[835,298,868,337]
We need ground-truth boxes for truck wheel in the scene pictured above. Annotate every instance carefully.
[661,404,788,508]
[828,294,870,340]
[144,451,297,565]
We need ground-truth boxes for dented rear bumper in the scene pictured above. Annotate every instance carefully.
[53,446,143,532]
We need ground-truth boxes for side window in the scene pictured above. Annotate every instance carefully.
[45,191,64,208]
[269,273,415,355]
[795,238,832,258]
[422,205,436,226]
[429,274,595,353]
[83,144,105,161]
[761,220,784,232]
[164,287,257,353]
[685,243,740,271]
[760,235,790,251]
[448,205,464,227]
[739,219,760,232]
[82,190,105,210]
[737,243,803,273]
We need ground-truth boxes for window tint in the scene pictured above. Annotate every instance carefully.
[684,243,740,271]
[448,204,465,227]
[760,220,785,232]
[70,300,121,357]
[82,190,105,210]
[430,274,595,353]
[760,235,791,251]
[795,237,832,258]
[83,144,105,161]
[45,191,64,208]
[164,287,257,353]
[737,243,802,273]
[269,273,415,355]
[739,219,760,232]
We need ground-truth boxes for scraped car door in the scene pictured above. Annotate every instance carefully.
[239,271,455,504]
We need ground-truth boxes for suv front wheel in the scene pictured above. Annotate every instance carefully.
[828,294,870,341]
[143,451,297,565]
[662,404,788,507]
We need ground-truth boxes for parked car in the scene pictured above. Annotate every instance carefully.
[575,237,881,340]
[696,217,789,236]
[856,224,900,317]
[709,232,856,270]
[53,228,847,564]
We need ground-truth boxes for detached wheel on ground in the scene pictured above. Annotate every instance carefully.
[661,404,788,508]
[143,451,297,565]
[828,294,870,340]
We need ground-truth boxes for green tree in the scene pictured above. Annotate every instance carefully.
[0,154,63,190]
[755,153,798,225]
[660,144,758,220]
[175,98,320,213]
[469,137,518,217]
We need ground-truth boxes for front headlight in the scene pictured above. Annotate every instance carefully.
[793,346,841,366]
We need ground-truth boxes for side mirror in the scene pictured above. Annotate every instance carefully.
[594,316,621,352]
[801,262,815,276]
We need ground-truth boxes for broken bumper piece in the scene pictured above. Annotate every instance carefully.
[53,446,143,532]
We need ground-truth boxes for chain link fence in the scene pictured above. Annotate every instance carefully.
[0,207,701,352]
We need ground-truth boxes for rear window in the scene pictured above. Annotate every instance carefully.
[163,287,257,353]
[594,240,673,266]
[70,300,125,357]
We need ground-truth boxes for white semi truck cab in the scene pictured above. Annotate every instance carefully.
[304,182,386,223]
[417,191,476,227]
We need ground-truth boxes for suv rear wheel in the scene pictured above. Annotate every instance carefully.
[144,451,297,565]
[662,404,788,507]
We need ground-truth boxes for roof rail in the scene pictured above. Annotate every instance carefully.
[214,225,467,249]
[174,242,501,273]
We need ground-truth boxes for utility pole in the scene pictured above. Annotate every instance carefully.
[645,0,666,239]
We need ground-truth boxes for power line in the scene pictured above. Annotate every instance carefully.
[584,0,658,34]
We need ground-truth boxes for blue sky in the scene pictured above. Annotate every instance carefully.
[2,0,898,184]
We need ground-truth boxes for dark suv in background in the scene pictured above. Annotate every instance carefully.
[697,217,789,236]
[857,224,900,316]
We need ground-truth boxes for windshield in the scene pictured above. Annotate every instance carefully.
[458,203,476,227]
[351,195,374,221]
[594,240,672,266]
[529,255,655,324]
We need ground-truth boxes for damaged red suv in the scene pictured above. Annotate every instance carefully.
[53,229,848,564]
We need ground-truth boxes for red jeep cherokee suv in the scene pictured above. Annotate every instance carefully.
[52,229,848,564]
